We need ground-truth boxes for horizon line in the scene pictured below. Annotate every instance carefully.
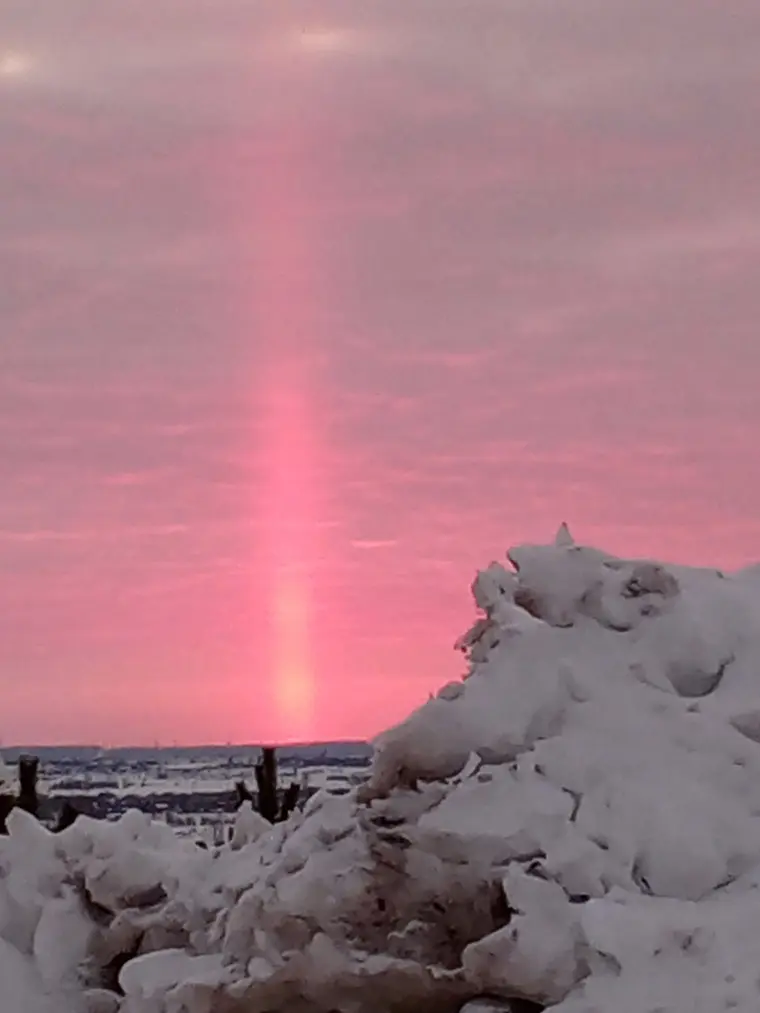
[0,738,372,752]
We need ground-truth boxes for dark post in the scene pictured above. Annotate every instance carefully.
[255,747,278,823]
[233,779,254,810]
[278,780,300,822]
[55,801,80,833]
[16,755,40,817]
[0,794,13,835]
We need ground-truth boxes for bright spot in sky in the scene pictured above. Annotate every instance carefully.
[273,567,314,739]
[0,50,35,79]
[294,28,357,55]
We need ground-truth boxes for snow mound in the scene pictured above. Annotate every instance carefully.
[3,525,760,1012]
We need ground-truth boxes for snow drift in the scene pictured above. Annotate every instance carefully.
[4,525,760,1012]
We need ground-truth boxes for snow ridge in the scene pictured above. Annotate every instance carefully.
[3,525,760,1012]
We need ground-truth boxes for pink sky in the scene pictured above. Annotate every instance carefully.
[2,0,760,746]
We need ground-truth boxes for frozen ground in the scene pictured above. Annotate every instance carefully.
[3,525,760,1012]
[0,744,371,836]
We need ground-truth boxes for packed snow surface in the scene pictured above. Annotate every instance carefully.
[3,525,760,1012]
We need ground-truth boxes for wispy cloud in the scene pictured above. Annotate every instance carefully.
[349,539,398,550]
[0,524,191,544]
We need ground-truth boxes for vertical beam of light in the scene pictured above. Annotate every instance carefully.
[263,369,318,741]
[251,121,324,744]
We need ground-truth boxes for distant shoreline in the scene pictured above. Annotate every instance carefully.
[0,740,372,761]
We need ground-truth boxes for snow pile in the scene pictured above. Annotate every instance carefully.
[3,525,760,1012]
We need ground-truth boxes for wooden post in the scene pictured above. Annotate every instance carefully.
[0,794,13,835]
[237,747,301,824]
[278,780,300,822]
[233,779,254,810]
[16,755,40,817]
[55,801,80,833]
[254,747,278,823]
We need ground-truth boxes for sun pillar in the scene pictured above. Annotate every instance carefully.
[251,119,324,744]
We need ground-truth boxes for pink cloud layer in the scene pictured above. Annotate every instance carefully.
[1,0,759,744]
